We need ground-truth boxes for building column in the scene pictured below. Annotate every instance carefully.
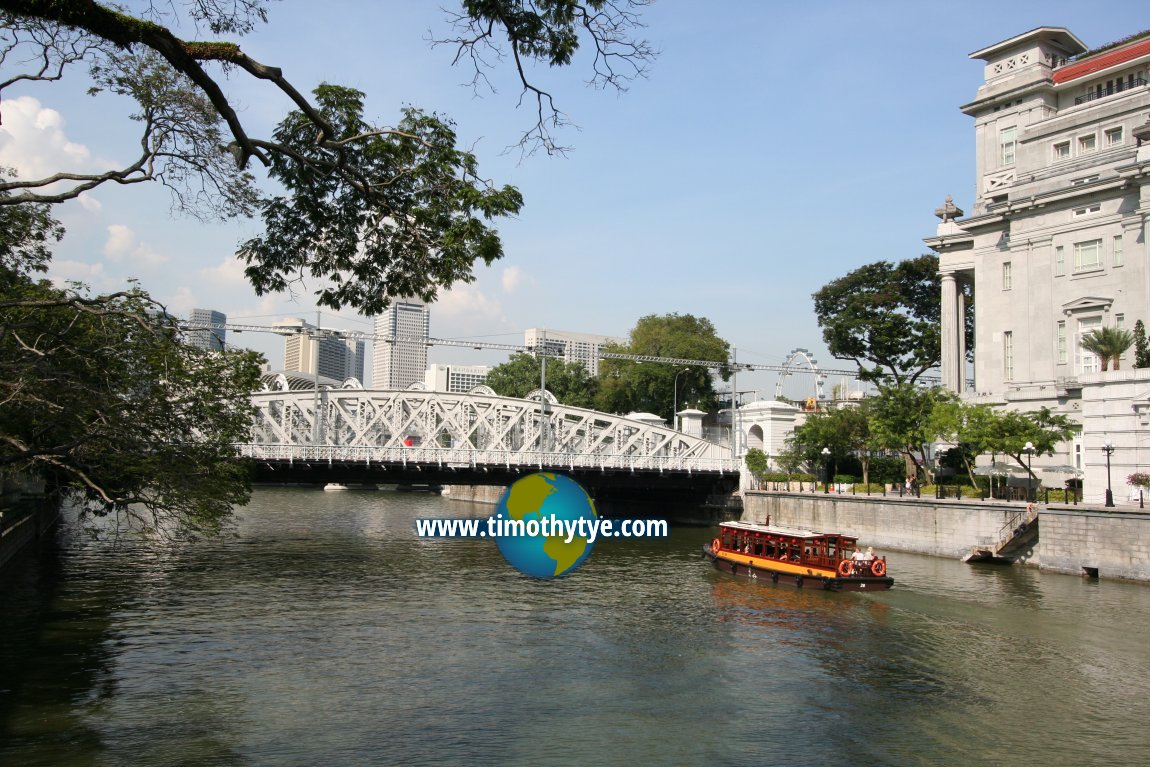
[956,279,966,392]
[940,272,961,392]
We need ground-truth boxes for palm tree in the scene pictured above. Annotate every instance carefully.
[1080,327,1135,371]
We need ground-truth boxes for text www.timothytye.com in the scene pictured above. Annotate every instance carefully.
[415,514,667,543]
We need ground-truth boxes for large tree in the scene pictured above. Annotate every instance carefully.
[867,383,953,483]
[485,352,598,409]
[1,202,264,536]
[813,255,972,385]
[0,0,653,312]
[594,314,730,421]
[787,404,879,487]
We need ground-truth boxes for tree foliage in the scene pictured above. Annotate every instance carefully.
[813,255,970,385]
[866,383,954,482]
[1134,320,1150,369]
[485,352,597,408]
[1080,326,1135,371]
[594,314,729,420]
[437,0,655,155]
[0,0,653,312]
[1,226,264,536]
[239,88,523,314]
[786,404,879,486]
[744,447,769,488]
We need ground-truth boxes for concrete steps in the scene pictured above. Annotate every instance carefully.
[964,508,1039,564]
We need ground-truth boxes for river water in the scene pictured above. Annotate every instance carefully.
[2,487,1149,766]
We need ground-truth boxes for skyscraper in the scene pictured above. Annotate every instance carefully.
[373,297,429,389]
[273,317,364,383]
[187,308,226,351]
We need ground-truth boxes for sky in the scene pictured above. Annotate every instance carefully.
[2,1,1146,400]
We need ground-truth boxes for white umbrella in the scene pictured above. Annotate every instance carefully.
[1041,464,1083,476]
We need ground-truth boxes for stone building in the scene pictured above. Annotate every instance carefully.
[926,27,1150,501]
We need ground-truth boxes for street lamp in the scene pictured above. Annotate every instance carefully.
[1023,441,1035,502]
[672,367,690,432]
[1102,439,1116,507]
[822,447,831,494]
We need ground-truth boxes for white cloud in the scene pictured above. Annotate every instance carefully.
[47,259,117,292]
[199,255,249,286]
[501,265,531,294]
[77,192,102,212]
[0,95,92,181]
[102,224,169,267]
[165,286,197,316]
[434,284,506,328]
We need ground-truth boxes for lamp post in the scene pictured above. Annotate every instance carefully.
[1023,441,1035,502]
[1102,439,1115,508]
[672,367,689,432]
[822,447,831,494]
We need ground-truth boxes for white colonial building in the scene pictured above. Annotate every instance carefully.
[926,27,1150,503]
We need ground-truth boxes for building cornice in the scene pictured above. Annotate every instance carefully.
[968,27,1086,61]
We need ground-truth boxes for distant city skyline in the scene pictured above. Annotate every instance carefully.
[8,3,1145,404]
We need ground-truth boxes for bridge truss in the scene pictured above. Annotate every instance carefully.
[242,386,738,475]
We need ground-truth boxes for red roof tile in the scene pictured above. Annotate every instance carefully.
[1053,38,1150,84]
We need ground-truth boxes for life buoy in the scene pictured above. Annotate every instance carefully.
[871,559,887,577]
[711,538,721,553]
[837,559,854,578]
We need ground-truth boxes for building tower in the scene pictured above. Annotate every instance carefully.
[187,308,226,351]
[273,317,364,382]
[523,328,626,377]
[373,297,430,389]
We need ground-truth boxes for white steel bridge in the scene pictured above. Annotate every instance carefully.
[240,379,739,487]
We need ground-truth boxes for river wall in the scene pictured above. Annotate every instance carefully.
[1038,507,1150,581]
[443,485,504,504]
[744,490,1150,583]
[743,491,1018,559]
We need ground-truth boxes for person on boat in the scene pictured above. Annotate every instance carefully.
[850,548,868,562]
[866,546,875,561]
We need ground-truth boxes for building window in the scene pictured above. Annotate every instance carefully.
[1117,313,1127,364]
[1077,316,1102,373]
[1113,234,1124,267]
[1078,134,1097,154]
[1057,321,1067,364]
[1000,126,1017,166]
[1054,245,1065,276]
[1073,239,1103,272]
[1073,204,1101,217]
[1105,126,1124,147]
[1002,260,1012,290]
[1003,331,1014,381]
[1053,141,1070,161]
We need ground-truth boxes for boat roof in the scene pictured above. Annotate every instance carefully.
[719,520,856,540]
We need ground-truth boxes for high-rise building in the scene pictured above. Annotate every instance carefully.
[273,317,364,383]
[424,363,490,393]
[187,308,226,351]
[373,297,430,389]
[523,328,625,377]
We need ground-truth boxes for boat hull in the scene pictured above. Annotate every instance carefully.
[703,545,894,592]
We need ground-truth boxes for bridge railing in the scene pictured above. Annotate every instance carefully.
[237,443,740,475]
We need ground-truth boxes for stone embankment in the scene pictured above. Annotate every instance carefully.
[744,490,1150,583]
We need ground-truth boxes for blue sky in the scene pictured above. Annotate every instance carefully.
[1,1,1145,397]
